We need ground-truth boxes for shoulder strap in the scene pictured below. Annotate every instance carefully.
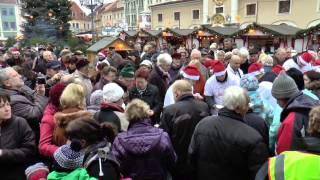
[255,161,268,180]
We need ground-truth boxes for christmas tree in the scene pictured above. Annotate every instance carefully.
[20,0,71,42]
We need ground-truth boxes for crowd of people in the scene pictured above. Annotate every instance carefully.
[1,39,320,180]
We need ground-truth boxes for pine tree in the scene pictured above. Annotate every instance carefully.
[21,0,71,41]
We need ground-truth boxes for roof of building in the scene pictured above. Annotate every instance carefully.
[150,0,198,8]
[165,28,196,36]
[0,0,18,4]
[72,0,91,16]
[87,37,133,52]
[201,25,239,36]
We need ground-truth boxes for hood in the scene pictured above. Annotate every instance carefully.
[54,110,92,128]
[281,92,320,122]
[302,137,320,154]
[101,102,124,112]
[117,120,164,155]
[306,80,320,91]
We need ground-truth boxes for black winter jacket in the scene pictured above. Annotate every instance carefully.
[161,94,209,180]
[0,116,36,180]
[189,108,269,180]
[129,84,162,124]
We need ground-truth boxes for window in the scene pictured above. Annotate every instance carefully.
[84,24,86,29]
[174,12,180,21]
[76,23,79,29]
[278,0,291,14]
[2,21,9,30]
[216,6,224,14]
[1,8,7,16]
[9,8,14,16]
[88,24,90,29]
[192,10,200,19]
[158,14,162,22]
[246,3,256,16]
[72,12,75,17]
[10,22,16,30]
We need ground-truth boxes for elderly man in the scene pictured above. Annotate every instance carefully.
[227,54,243,85]
[34,50,55,74]
[161,80,209,180]
[0,67,48,141]
[149,53,172,102]
[190,49,209,80]
[273,48,287,66]
[189,86,269,180]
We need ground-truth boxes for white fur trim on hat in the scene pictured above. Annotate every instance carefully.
[182,71,200,81]
[215,70,226,77]
[248,68,264,77]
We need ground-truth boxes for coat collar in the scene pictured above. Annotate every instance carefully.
[128,119,152,130]
[100,102,124,112]
[177,93,194,102]
[218,108,244,122]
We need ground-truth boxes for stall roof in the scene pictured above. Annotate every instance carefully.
[142,29,162,37]
[121,30,138,37]
[201,25,239,36]
[233,23,301,36]
[165,28,196,36]
[87,37,132,52]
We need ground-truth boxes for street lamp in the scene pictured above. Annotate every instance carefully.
[79,0,103,43]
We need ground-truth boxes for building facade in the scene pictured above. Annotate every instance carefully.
[0,0,21,39]
[150,0,203,30]
[69,1,92,34]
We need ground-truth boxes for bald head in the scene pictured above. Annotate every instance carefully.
[230,55,242,71]
[173,80,193,102]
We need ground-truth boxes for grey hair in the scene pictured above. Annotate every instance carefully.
[0,67,13,88]
[157,53,172,66]
[223,86,248,111]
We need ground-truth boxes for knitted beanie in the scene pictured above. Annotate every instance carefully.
[102,83,124,103]
[120,66,135,78]
[25,163,49,180]
[271,72,299,99]
[53,140,84,171]
[240,74,259,91]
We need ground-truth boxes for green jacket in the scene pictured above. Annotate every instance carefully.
[47,168,97,180]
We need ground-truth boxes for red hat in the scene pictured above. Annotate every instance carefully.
[11,47,20,54]
[248,63,264,76]
[272,65,285,75]
[298,52,315,65]
[203,58,217,69]
[98,51,106,58]
[182,65,200,81]
[314,59,320,67]
[213,61,226,77]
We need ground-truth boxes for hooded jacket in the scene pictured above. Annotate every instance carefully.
[276,92,320,154]
[112,119,177,180]
[47,168,97,180]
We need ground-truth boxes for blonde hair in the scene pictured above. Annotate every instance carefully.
[173,80,193,95]
[125,99,150,122]
[308,106,320,136]
[60,83,86,109]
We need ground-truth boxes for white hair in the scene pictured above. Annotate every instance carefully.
[0,67,13,88]
[191,49,201,57]
[232,48,239,55]
[223,86,248,111]
[239,48,249,58]
[210,43,217,49]
[157,53,172,66]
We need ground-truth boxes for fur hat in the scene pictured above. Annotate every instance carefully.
[103,83,124,103]
[271,72,299,99]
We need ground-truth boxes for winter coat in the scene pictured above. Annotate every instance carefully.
[53,109,93,146]
[47,168,97,180]
[168,65,182,82]
[95,102,129,132]
[149,65,170,102]
[160,94,209,180]
[83,140,121,180]
[188,108,269,180]
[0,86,48,142]
[129,84,162,124]
[39,103,59,158]
[33,57,47,75]
[276,92,320,154]
[306,80,320,98]
[112,119,177,180]
[0,116,37,180]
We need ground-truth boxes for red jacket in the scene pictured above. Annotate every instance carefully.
[276,93,319,154]
[38,103,58,158]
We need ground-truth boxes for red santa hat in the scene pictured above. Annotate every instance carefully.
[312,59,320,72]
[203,58,216,68]
[213,61,226,77]
[272,65,285,76]
[11,47,20,55]
[298,52,315,66]
[98,51,106,58]
[182,65,200,81]
[248,63,264,76]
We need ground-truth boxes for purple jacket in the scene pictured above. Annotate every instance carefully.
[112,119,176,180]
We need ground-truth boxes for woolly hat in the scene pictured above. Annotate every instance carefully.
[120,66,135,78]
[240,74,259,91]
[49,83,67,108]
[25,163,49,180]
[182,65,200,81]
[272,65,285,75]
[248,63,264,76]
[53,140,84,171]
[298,52,315,65]
[271,72,299,99]
[75,58,89,70]
[213,61,226,77]
[103,83,124,103]
[90,90,104,106]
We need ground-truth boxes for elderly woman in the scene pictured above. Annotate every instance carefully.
[148,53,172,102]
[129,68,162,124]
[53,83,92,146]
[112,99,176,180]
[189,86,269,180]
